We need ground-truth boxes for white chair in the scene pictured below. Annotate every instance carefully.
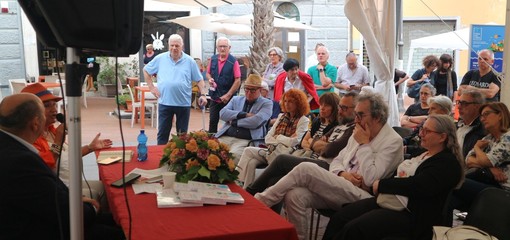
[82,77,88,108]
[8,79,27,94]
[127,84,156,128]
[139,82,158,128]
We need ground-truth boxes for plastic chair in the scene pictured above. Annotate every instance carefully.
[392,126,413,138]
[8,79,27,94]
[464,188,510,239]
[127,84,156,128]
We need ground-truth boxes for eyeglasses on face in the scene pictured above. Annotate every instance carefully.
[244,87,259,93]
[419,127,442,135]
[217,45,229,49]
[480,110,499,119]
[339,104,355,111]
[354,112,366,120]
[456,100,477,106]
[268,53,278,57]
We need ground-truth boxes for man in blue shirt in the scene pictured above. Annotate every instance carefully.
[144,34,207,144]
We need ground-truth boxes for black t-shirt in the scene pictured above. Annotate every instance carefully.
[404,103,429,117]
[460,70,501,102]
[433,70,457,97]
[394,69,407,92]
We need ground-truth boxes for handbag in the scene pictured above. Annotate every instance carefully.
[376,193,406,211]
[406,79,428,99]
[266,143,293,163]
[432,225,498,240]
[465,168,500,187]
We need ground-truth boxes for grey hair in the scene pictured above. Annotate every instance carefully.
[345,52,357,59]
[462,89,485,105]
[427,115,465,188]
[316,46,329,54]
[168,34,183,45]
[267,47,284,61]
[428,95,453,115]
[216,36,231,46]
[357,92,389,125]
[479,49,495,60]
[421,83,437,96]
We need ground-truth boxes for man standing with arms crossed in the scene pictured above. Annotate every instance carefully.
[207,36,242,133]
[144,34,208,145]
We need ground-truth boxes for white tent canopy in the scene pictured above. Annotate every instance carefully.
[406,28,469,75]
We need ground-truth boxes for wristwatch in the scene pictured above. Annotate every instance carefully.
[319,69,324,72]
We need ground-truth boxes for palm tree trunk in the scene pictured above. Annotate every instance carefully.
[249,0,275,75]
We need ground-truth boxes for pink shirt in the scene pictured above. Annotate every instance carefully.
[207,56,242,78]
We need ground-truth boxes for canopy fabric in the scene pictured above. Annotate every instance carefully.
[166,13,251,36]
[215,12,316,30]
[154,0,248,9]
[410,28,470,50]
[345,0,399,126]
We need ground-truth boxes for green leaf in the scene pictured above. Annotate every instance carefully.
[197,166,211,179]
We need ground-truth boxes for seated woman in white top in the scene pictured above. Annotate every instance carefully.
[237,89,310,187]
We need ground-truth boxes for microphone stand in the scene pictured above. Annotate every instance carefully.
[66,47,86,240]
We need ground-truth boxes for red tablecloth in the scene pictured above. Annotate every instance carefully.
[98,146,298,240]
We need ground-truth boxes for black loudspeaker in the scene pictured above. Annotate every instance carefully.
[18,0,144,57]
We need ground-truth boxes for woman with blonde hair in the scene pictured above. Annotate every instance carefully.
[237,89,310,187]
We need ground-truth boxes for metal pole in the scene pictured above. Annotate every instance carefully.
[66,47,84,240]
[500,0,510,105]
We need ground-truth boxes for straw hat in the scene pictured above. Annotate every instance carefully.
[21,83,62,102]
[244,74,262,88]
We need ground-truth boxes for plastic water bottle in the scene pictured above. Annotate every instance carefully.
[137,130,148,161]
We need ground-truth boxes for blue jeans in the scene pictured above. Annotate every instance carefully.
[157,104,190,145]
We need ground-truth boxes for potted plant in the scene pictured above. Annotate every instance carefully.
[96,57,128,97]
[115,93,132,111]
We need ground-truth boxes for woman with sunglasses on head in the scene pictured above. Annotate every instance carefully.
[449,102,510,219]
[237,89,310,188]
[323,115,463,240]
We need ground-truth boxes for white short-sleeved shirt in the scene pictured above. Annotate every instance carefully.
[336,63,370,91]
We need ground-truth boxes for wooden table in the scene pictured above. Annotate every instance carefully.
[98,146,299,240]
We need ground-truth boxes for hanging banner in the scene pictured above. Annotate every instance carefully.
[469,24,505,72]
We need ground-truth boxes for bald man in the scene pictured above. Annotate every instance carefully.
[0,94,121,240]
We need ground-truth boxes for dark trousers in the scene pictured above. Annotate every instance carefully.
[323,197,412,240]
[157,104,190,145]
[208,100,227,134]
[245,154,329,213]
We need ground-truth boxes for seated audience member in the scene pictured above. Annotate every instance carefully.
[237,89,310,187]
[261,81,280,127]
[246,92,358,212]
[254,92,403,240]
[323,115,463,240]
[335,52,370,94]
[215,74,273,164]
[450,102,510,220]
[456,89,486,158]
[400,83,436,128]
[273,58,320,111]
[404,95,453,158]
[0,94,124,240]
[406,55,439,102]
[21,83,112,201]
[262,46,285,99]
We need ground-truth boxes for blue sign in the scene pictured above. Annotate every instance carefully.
[469,24,505,72]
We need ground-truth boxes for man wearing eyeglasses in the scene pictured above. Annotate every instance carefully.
[207,36,242,133]
[254,92,403,239]
[335,52,370,94]
[459,49,501,102]
[456,89,486,158]
[215,74,272,164]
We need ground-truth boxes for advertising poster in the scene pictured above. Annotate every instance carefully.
[469,24,505,72]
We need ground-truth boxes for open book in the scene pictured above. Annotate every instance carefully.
[97,150,133,164]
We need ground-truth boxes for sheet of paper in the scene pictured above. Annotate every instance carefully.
[128,166,167,183]
[132,183,162,194]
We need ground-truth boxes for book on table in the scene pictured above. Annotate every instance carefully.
[97,150,133,164]
[156,189,203,208]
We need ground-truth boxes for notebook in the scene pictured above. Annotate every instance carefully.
[97,150,133,164]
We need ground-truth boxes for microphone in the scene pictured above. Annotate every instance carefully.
[56,113,65,123]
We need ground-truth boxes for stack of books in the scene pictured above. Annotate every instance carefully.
[157,181,244,208]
